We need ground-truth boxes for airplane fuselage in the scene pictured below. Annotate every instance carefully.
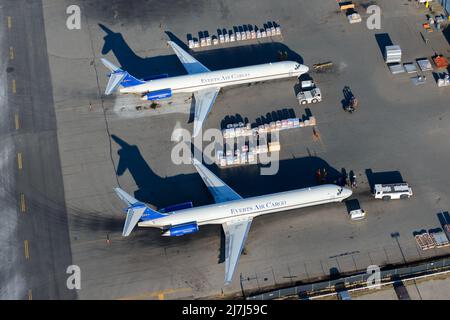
[120,61,308,94]
[139,184,352,229]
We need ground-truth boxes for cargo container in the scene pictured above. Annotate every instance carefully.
[384,45,402,64]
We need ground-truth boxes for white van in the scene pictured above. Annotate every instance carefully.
[373,183,413,200]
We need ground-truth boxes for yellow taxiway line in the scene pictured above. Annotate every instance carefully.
[17,153,23,170]
[24,240,30,259]
[15,114,20,130]
[118,287,192,300]
[20,193,26,213]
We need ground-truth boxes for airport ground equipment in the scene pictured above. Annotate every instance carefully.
[415,231,449,250]
[417,58,433,72]
[342,86,358,113]
[415,233,436,250]
[344,96,358,113]
[444,224,450,241]
[403,63,417,74]
[222,117,316,139]
[433,55,449,69]
[312,61,333,73]
[389,63,406,74]
[437,73,450,87]
[218,116,316,168]
[384,45,402,64]
[349,209,366,221]
[347,13,362,24]
[373,183,413,200]
[296,80,322,105]
[188,21,282,49]
[411,75,427,85]
[431,231,450,248]
[339,1,355,10]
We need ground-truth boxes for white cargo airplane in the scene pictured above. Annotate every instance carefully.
[115,159,352,285]
[101,41,309,137]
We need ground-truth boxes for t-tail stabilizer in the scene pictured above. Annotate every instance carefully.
[114,187,166,236]
[101,58,145,95]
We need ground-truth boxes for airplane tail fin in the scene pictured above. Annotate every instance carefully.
[101,58,145,95]
[114,187,166,236]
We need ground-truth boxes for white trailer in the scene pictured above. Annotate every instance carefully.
[373,183,413,200]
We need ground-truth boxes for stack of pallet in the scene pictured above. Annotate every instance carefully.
[223,122,253,139]
[216,138,278,168]
[222,117,316,139]
[431,231,450,248]
[415,231,450,250]
[415,233,436,250]
[188,21,282,49]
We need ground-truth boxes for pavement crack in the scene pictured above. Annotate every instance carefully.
[83,6,120,188]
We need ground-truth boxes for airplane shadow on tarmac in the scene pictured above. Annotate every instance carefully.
[110,134,343,261]
[99,24,303,80]
[112,134,342,207]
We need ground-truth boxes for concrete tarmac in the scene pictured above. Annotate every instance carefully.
[18,0,450,299]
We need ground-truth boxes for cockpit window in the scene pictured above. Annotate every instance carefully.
[294,63,301,70]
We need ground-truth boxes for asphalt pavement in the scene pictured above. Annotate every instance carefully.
[0,0,75,299]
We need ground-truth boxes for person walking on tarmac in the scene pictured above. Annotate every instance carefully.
[321,168,327,184]
[316,168,322,184]
[349,170,357,189]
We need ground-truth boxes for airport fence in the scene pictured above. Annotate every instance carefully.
[246,255,450,300]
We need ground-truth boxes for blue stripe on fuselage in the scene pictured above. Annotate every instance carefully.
[139,206,167,221]
[119,72,145,87]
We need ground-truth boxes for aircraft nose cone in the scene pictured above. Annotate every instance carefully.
[344,187,353,198]
[302,65,309,73]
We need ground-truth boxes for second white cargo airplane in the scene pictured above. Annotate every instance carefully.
[101,41,309,137]
[115,159,352,285]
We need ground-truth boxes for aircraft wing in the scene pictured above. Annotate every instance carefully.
[192,158,242,203]
[222,218,253,285]
[192,88,220,137]
[167,41,218,136]
[168,41,210,74]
